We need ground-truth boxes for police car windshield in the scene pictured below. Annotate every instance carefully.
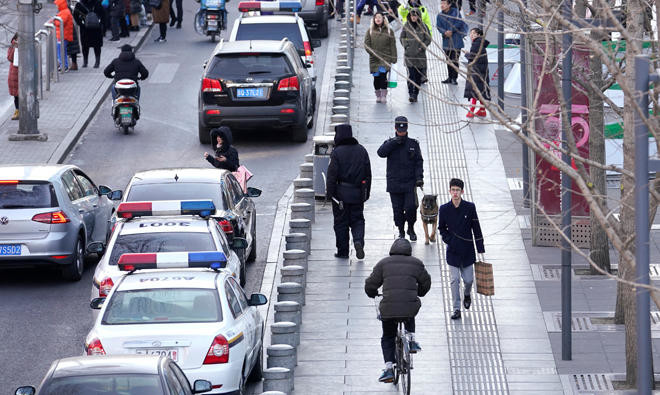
[103,288,222,324]
[109,233,216,266]
[236,24,304,51]
[41,374,162,395]
[126,183,227,210]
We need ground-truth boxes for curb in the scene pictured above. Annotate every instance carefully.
[48,24,154,164]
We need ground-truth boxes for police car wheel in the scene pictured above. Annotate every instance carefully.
[240,260,246,287]
[247,217,256,263]
[247,346,263,382]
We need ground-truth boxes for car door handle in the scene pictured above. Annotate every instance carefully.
[92,204,98,208]
[79,209,86,213]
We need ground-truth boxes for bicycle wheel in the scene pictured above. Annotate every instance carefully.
[393,335,402,385]
[401,352,411,395]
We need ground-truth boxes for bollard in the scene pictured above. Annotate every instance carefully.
[290,202,312,222]
[334,80,351,91]
[299,162,313,180]
[334,89,350,98]
[277,282,305,306]
[335,73,351,82]
[289,219,311,252]
[285,232,307,252]
[332,105,349,115]
[260,392,286,395]
[293,188,315,222]
[268,344,297,375]
[274,300,302,326]
[283,249,308,273]
[262,367,292,393]
[271,320,300,347]
[293,177,313,191]
[331,114,349,124]
[333,96,350,107]
[304,153,314,163]
[337,65,352,75]
[281,265,305,289]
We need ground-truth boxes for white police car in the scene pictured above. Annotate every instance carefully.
[90,200,247,306]
[229,1,321,88]
[85,253,267,394]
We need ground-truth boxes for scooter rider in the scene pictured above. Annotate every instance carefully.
[103,44,149,99]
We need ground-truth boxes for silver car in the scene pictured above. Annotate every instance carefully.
[0,165,122,281]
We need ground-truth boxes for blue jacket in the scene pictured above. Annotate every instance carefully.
[435,7,467,50]
[438,199,485,267]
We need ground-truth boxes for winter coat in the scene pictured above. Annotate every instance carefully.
[377,133,424,194]
[397,4,432,36]
[206,127,240,172]
[109,0,125,17]
[103,48,149,82]
[7,46,18,97]
[464,36,491,101]
[74,0,105,48]
[364,24,397,74]
[326,125,372,204]
[400,19,431,69]
[435,6,467,50]
[365,238,432,320]
[438,199,485,268]
[151,0,170,24]
[54,0,74,42]
[129,0,142,13]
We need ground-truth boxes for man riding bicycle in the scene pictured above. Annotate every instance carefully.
[365,238,432,382]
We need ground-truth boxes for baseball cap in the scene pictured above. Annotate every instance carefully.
[395,116,408,132]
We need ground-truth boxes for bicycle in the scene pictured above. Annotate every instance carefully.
[374,295,413,395]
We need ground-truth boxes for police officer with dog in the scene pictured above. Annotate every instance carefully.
[377,116,424,240]
[326,124,372,259]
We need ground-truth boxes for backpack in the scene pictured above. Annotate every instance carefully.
[85,10,102,30]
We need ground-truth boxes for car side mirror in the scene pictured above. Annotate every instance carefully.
[202,60,208,69]
[108,190,123,201]
[192,379,213,393]
[311,39,321,48]
[305,62,312,68]
[90,297,106,310]
[87,241,105,255]
[246,187,261,198]
[232,237,248,250]
[15,387,36,395]
[248,293,268,306]
[98,185,112,195]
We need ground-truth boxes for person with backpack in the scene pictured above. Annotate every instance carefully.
[74,0,105,68]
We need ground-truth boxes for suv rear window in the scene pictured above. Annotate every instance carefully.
[236,23,304,51]
[208,53,293,79]
[0,182,56,209]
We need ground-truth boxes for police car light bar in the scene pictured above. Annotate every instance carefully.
[117,200,216,219]
[118,251,228,271]
[238,1,302,12]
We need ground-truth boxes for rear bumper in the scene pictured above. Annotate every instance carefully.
[0,230,77,267]
[299,5,327,25]
[184,363,242,394]
[201,104,303,129]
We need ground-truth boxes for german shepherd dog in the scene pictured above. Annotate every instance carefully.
[420,194,439,245]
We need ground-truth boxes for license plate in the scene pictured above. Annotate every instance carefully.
[136,349,178,361]
[119,107,133,115]
[207,19,218,26]
[0,245,21,256]
[206,0,221,6]
[237,88,264,98]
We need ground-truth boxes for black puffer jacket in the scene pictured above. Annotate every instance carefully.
[365,238,432,319]
[206,127,239,172]
[463,37,491,101]
[377,133,424,193]
[326,124,372,204]
[103,47,149,83]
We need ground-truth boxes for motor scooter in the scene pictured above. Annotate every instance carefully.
[112,79,140,134]
[194,0,227,42]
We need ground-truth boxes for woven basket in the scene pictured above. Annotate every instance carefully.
[475,261,494,296]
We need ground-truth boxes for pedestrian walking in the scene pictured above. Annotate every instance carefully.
[204,127,239,172]
[464,27,490,118]
[151,0,170,42]
[325,124,372,260]
[436,0,467,85]
[74,0,105,68]
[7,33,19,121]
[399,7,431,103]
[437,178,485,320]
[108,0,126,40]
[365,238,431,382]
[54,0,75,71]
[377,116,424,240]
[364,12,397,103]
[64,0,82,71]
[169,0,182,28]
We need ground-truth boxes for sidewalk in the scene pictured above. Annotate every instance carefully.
[292,5,563,394]
[0,5,152,165]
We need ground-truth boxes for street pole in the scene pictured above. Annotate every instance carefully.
[633,54,654,395]
[497,3,504,111]
[520,0,530,207]
[10,0,47,141]
[561,0,572,361]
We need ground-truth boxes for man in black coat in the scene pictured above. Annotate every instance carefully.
[204,126,239,172]
[326,124,371,259]
[438,178,485,320]
[377,116,424,240]
[365,238,431,383]
[103,44,149,99]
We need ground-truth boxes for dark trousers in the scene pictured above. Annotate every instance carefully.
[82,46,102,65]
[389,191,416,229]
[110,15,121,38]
[444,49,460,81]
[13,96,18,109]
[373,73,387,90]
[169,0,183,23]
[468,0,476,11]
[407,66,422,96]
[332,201,365,256]
[381,318,415,363]
[335,0,345,16]
[159,22,167,38]
[120,14,129,36]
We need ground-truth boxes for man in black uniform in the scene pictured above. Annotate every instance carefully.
[377,116,424,240]
[326,124,372,259]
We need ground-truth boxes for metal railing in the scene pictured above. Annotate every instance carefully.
[33,15,64,98]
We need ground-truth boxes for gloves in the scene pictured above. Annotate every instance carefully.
[416,180,424,188]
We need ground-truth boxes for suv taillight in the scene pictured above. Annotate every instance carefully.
[315,0,323,5]
[203,335,229,364]
[86,338,106,356]
[32,211,70,224]
[217,219,233,234]
[303,42,313,64]
[99,277,114,298]
[278,76,299,91]
[202,78,222,93]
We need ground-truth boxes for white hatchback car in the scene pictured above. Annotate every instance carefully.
[86,254,267,394]
[90,200,245,305]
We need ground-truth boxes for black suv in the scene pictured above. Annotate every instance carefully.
[198,39,315,143]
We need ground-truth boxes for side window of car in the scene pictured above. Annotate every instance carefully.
[229,277,249,310]
[225,281,243,318]
[74,170,97,197]
[164,363,187,395]
[61,170,84,202]
[214,224,231,256]
[226,175,243,206]
[169,362,193,395]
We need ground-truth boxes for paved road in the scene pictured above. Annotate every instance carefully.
[0,1,331,390]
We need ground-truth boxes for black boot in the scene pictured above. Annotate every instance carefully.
[407,227,417,241]
[398,226,405,239]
